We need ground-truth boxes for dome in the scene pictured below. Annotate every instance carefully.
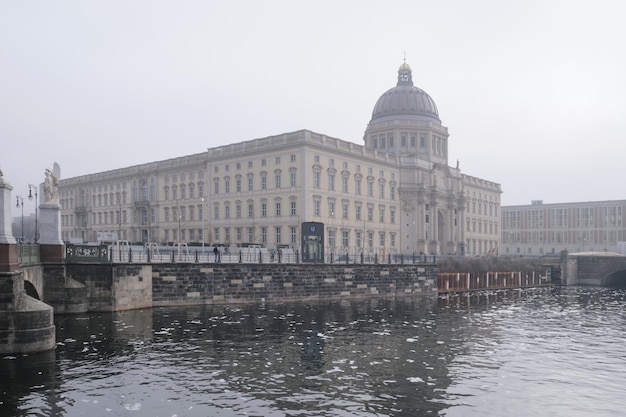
[370,61,440,124]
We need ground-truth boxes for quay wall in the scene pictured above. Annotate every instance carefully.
[62,262,437,310]
[151,263,438,306]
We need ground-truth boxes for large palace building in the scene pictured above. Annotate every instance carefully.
[502,199,626,256]
[59,61,502,256]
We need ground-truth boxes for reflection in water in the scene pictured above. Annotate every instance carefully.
[2,287,626,416]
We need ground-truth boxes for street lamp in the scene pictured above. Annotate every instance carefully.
[201,197,205,256]
[16,196,24,242]
[28,184,38,243]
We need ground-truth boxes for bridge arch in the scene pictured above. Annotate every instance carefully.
[24,280,40,300]
[603,269,626,287]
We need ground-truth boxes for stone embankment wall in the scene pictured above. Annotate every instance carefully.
[56,262,436,311]
[151,263,437,306]
[65,264,152,312]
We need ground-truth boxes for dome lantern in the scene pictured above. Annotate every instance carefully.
[369,60,440,124]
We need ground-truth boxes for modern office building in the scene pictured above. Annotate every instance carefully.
[501,199,626,256]
[59,60,502,256]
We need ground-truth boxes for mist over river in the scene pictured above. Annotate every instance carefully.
[2,286,626,416]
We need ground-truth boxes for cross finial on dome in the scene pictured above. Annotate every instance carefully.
[397,54,413,86]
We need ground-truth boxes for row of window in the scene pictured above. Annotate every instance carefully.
[468,200,499,217]
[504,206,624,229]
[159,226,397,249]
[214,155,297,174]
[505,230,624,245]
[163,182,205,202]
[466,218,499,236]
[164,170,204,184]
[213,171,297,194]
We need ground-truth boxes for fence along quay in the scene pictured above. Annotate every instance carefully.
[62,244,554,305]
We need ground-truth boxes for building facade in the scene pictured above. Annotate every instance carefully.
[502,200,626,256]
[59,61,502,256]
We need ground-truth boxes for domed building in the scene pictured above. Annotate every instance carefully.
[59,60,501,257]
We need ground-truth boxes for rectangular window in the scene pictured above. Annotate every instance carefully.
[214,228,220,242]
[248,204,254,218]
[291,201,297,216]
[261,176,267,190]
[214,206,219,220]
[275,175,281,189]
[290,172,296,187]
[314,199,321,216]
[275,227,282,243]
[275,202,281,216]
[329,174,335,191]
[261,203,267,217]
[356,179,361,195]
[342,230,349,248]
[225,206,230,219]
[261,227,267,243]
[342,176,348,193]
[314,171,320,188]
[291,226,297,243]
[248,178,253,191]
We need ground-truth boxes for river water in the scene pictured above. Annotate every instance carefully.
[2,286,626,417]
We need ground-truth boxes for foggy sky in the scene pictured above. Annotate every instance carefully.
[2,0,625,217]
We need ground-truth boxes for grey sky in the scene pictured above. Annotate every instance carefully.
[2,0,625,216]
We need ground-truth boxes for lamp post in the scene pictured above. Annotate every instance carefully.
[201,197,205,256]
[28,184,38,243]
[16,196,24,242]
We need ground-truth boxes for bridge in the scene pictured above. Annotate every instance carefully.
[562,252,626,286]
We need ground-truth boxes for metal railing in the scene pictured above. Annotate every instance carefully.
[106,245,437,264]
[18,243,40,266]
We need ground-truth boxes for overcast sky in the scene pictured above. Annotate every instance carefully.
[2,0,625,216]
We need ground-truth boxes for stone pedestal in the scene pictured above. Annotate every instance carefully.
[0,272,56,354]
[39,203,64,263]
[0,178,18,272]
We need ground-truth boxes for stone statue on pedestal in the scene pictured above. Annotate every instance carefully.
[42,162,61,204]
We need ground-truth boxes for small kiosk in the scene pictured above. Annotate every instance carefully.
[301,222,324,263]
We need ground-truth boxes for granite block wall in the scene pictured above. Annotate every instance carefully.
[151,263,437,306]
